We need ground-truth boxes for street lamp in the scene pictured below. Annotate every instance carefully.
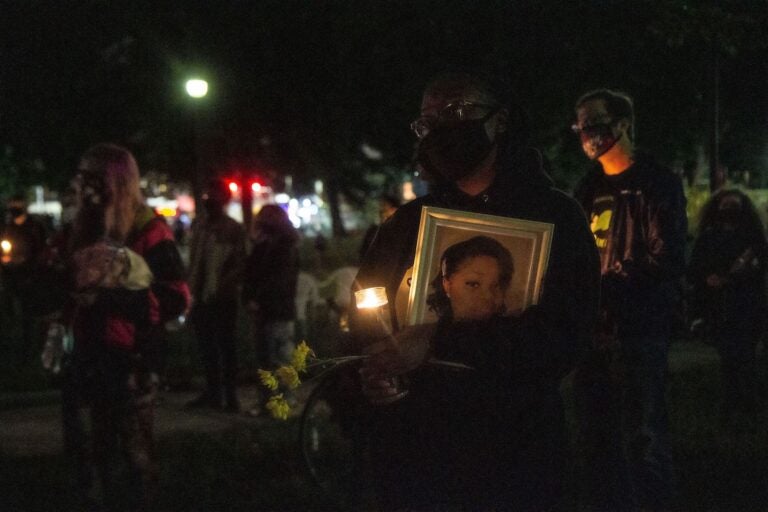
[185,78,208,99]
[184,78,208,215]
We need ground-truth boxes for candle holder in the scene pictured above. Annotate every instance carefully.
[1,239,11,265]
[354,286,409,404]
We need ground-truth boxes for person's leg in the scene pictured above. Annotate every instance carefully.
[61,367,94,502]
[621,334,675,511]
[714,326,739,422]
[91,398,120,509]
[189,303,222,407]
[266,320,296,366]
[215,300,240,411]
[571,347,638,511]
[723,318,759,418]
[123,369,159,511]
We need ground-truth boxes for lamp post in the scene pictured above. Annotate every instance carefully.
[185,78,209,212]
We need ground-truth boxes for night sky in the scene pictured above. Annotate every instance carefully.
[1,1,766,193]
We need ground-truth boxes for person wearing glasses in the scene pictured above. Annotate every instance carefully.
[572,89,687,512]
[353,71,601,511]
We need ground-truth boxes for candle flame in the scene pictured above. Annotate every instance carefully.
[0,240,11,253]
[355,287,388,309]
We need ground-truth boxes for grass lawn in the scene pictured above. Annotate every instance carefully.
[2,233,767,510]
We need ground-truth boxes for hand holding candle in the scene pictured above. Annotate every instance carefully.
[355,286,410,404]
[1,239,11,264]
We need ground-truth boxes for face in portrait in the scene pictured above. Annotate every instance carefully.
[427,235,514,322]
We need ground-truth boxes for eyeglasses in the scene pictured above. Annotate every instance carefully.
[411,100,499,139]
[571,119,613,136]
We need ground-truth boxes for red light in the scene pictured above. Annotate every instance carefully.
[251,182,262,193]
[228,181,239,193]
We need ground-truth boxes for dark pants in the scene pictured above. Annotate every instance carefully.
[573,334,674,511]
[191,300,239,405]
[713,315,760,419]
[62,349,158,511]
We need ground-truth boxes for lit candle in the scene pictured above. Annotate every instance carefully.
[0,239,11,264]
[354,287,392,337]
[354,286,388,310]
[354,286,408,403]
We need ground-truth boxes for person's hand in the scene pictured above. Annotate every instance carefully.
[73,242,128,289]
[359,372,406,405]
[359,323,436,379]
[358,324,434,405]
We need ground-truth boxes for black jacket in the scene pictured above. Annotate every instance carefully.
[575,154,687,336]
[242,228,299,321]
[354,148,600,509]
[356,148,601,375]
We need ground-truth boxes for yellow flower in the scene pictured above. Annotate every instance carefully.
[266,393,291,420]
[276,366,301,390]
[258,369,278,391]
[291,341,314,372]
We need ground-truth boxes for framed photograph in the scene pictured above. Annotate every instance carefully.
[404,206,554,326]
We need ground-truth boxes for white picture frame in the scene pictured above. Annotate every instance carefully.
[405,206,554,326]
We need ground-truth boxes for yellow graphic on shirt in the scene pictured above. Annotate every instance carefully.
[590,210,612,248]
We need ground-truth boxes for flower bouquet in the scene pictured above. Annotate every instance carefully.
[257,341,369,420]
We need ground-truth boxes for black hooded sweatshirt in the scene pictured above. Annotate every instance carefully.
[352,148,601,510]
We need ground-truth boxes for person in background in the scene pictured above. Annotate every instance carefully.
[573,89,687,512]
[243,204,300,412]
[355,71,600,511]
[688,189,767,425]
[295,270,322,345]
[186,178,246,412]
[60,143,190,510]
[0,193,48,364]
[359,193,400,261]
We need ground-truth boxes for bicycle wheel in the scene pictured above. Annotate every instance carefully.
[299,368,363,508]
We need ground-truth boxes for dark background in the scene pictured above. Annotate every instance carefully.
[1,0,766,202]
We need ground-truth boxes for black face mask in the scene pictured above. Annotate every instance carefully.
[580,123,620,159]
[417,118,496,182]
[716,208,741,228]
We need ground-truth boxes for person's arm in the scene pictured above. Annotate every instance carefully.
[536,195,602,376]
[140,219,191,321]
[218,222,247,299]
[625,174,688,285]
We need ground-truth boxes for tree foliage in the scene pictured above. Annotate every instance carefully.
[1,1,766,220]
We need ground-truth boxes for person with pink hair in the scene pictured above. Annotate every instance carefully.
[60,143,189,510]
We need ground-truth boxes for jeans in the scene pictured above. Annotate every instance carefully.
[573,334,674,511]
[621,334,675,510]
[264,321,296,366]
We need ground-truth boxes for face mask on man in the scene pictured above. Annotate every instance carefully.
[579,122,621,160]
[417,117,496,182]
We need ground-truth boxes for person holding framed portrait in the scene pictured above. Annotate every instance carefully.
[352,71,601,511]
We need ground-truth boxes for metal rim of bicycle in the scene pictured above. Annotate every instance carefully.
[298,371,357,507]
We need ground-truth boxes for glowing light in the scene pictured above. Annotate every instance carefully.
[275,193,290,203]
[1,239,10,263]
[228,181,239,194]
[354,287,388,309]
[251,182,262,193]
[185,79,208,98]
